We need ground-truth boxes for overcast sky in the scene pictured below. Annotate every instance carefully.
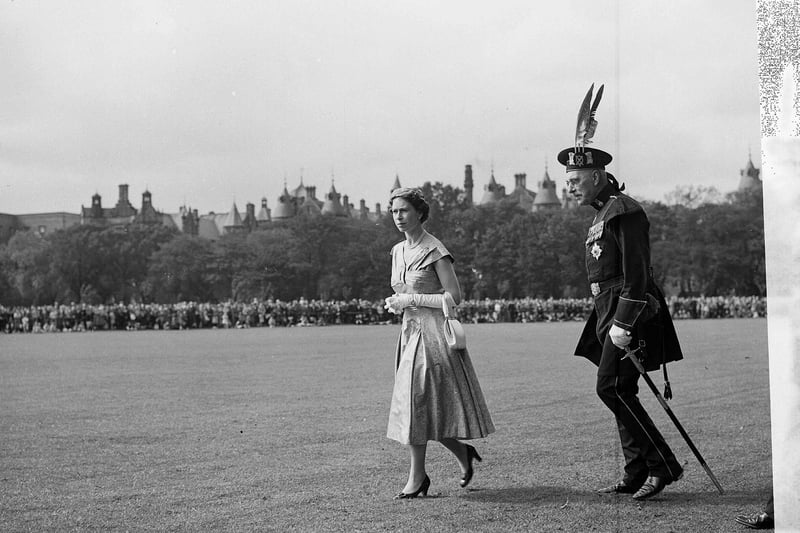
[0,1,761,215]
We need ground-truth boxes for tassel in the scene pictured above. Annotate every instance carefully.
[663,381,673,400]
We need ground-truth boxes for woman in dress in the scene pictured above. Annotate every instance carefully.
[384,187,495,499]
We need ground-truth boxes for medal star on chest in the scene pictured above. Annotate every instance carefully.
[590,242,603,260]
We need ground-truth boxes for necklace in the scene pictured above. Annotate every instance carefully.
[405,230,427,250]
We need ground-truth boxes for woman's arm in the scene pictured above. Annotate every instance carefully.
[434,258,462,305]
[383,256,462,314]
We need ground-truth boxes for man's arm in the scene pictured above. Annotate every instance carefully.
[611,210,651,332]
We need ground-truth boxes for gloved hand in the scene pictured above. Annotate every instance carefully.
[609,324,632,348]
[384,294,414,314]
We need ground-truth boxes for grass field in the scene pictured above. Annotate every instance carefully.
[0,319,771,532]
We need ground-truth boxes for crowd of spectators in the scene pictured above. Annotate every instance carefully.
[0,295,767,334]
[667,295,767,320]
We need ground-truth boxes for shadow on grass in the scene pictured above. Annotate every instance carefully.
[460,485,758,507]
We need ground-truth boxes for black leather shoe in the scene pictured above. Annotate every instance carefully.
[734,511,774,529]
[632,476,668,500]
[597,479,643,494]
[632,466,684,500]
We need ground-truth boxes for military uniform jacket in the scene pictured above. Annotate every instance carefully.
[574,183,683,373]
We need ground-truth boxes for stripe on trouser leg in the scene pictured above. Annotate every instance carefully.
[614,375,679,481]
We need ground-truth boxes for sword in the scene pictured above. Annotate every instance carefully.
[622,342,725,495]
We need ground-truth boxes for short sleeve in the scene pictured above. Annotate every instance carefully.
[418,234,454,270]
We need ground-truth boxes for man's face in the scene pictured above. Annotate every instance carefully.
[565,169,599,205]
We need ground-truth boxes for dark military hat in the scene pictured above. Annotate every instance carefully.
[556,147,613,171]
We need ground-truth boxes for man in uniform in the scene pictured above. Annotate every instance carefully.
[557,84,685,500]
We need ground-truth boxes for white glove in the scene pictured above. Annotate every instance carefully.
[609,324,632,348]
[384,294,413,314]
[383,293,445,314]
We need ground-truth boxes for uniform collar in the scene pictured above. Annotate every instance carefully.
[590,182,618,210]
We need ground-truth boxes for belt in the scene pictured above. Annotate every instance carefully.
[590,276,624,297]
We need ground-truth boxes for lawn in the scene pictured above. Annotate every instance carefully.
[0,319,771,532]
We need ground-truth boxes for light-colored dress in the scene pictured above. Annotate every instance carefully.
[386,232,495,445]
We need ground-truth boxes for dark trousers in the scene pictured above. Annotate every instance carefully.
[596,368,683,482]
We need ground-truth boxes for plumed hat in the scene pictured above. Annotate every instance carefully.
[557,83,612,171]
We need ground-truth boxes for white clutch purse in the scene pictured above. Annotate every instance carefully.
[442,291,466,350]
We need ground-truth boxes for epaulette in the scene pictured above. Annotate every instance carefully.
[603,193,643,220]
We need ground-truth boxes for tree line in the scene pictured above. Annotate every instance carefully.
[0,183,765,306]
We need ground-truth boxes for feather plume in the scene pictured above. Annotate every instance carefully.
[574,83,604,149]
[574,84,594,149]
[584,84,604,143]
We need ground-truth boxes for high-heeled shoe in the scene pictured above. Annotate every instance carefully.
[460,444,482,488]
[394,475,431,499]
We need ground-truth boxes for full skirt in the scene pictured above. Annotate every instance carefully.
[386,307,495,445]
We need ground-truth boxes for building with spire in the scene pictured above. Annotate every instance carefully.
[474,163,567,212]
[257,198,271,224]
[222,202,244,233]
[532,165,561,211]
[738,151,762,192]
[479,167,506,205]
[272,182,297,221]
[320,180,347,217]
[0,150,760,245]
[133,190,163,224]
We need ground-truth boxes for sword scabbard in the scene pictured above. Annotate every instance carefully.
[622,345,724,494]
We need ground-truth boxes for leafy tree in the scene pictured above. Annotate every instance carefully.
[326,218,397,300]
[146,234,218,302]
[539,209,591,298]
[418,181,464,237]
[47,225,107,303]
[0,186,768,305]
[214,215,398,302]
[664,185,722,208]
[97,224,178,302]
[692,200,765,295]
[0,232,58,304]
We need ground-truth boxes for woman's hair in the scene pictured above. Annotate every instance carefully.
[389,187,430,223]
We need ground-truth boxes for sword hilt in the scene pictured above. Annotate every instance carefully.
[621,345,648,376]
[621,345,642,363]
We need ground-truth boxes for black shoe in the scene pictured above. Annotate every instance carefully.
[394,475,431,499]
[597,479,644,494]
[632,466,684,500]
[735,511,774,529]
[632,476,667,500]
[632,472,681,500]
[460,445,482,488]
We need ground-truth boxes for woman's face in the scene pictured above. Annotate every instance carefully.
[390,197,422,234]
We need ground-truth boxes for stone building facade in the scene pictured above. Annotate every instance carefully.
[0,154,758,244]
